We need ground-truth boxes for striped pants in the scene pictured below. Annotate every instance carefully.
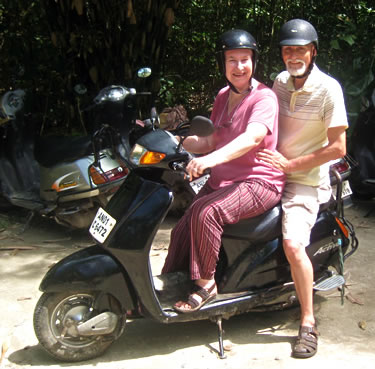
[162,179,282,280]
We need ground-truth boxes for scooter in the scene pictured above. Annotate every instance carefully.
[348,87,375,200]
[0,68,157,228]
[89,67,158,165]
[0,88,129,229]
[91,71,194,215]
[33,116,358,362]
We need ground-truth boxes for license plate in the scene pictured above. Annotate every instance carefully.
[332,180,353,199]
[89,207,116,243]
[190,174,209,194]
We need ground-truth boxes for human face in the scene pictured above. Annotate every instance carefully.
[224,49,253,93]
[281,44,315,77]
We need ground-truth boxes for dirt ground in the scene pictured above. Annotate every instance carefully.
[0,199,375,369]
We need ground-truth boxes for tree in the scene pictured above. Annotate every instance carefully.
[162,0,375,128]
[0,0,374,133]
[0,0,179,134]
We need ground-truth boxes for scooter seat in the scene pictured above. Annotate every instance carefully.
[222,199,333,244]
[34,135,93,167]
[223,203,282,243]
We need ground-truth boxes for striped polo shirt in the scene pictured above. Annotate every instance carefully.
[273,65,348,186]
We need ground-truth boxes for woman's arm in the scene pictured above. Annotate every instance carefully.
[186,122,268,179]
[181,134,216,155]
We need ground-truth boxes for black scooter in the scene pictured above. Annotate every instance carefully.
[348,87,375,200]
[33,117,358,362]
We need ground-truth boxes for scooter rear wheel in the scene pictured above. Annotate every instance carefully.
[33,290,126,362]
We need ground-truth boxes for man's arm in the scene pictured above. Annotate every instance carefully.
[286,126,347,173]
[257,126,347,174]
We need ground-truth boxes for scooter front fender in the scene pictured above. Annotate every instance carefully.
[39,245,136,311]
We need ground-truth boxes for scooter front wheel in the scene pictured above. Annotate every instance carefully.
[33,291,126,362]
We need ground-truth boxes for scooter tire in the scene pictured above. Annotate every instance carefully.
[33,291,126,362]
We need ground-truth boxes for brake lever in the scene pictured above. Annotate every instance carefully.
[172,162,188,174]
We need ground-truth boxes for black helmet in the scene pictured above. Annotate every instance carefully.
[216,29,258,93]
[279,19,318,79]
[279,19,318,49]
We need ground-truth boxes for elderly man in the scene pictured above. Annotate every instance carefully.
[257,19,348,358]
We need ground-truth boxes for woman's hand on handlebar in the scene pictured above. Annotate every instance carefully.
[186,156,213,181]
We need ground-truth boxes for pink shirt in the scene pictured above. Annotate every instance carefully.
[208,84,285,192]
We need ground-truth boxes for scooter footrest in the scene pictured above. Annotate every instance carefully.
[314,274,345,291]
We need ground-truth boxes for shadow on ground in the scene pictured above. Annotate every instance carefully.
[1,199,375,369]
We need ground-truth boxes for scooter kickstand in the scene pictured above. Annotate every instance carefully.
[215,316,226,359]
[19,210,35,234]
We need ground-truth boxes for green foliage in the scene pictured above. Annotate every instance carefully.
[0,0,177,135]
[162,0,375,128]
[0,1,52,127]
[322,6,374,128]
[0,0,374,134]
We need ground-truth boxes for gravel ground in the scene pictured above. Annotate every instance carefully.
[0,199,374,369]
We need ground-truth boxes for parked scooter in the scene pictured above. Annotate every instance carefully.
[33,116,358,362]
[0,68,158,228]
[89,67,158,166]
[91,70,194,214]
[348,87,375,199]
[0,88,129,229]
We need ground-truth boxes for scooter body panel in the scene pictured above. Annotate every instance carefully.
[348,97,375,198]
[309,211,346,266]
[39,158,93,202]
[0,104,40,209]
[39,148,124,203]
[39,245,136,310]
[98,171,174,319]
[219,207,345,294]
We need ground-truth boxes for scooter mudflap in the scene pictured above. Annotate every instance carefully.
[313,274,345,291]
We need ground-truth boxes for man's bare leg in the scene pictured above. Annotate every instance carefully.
[283,239,315,327]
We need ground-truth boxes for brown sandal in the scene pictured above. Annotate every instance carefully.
[292,326,319,359]
[174,284,216,313]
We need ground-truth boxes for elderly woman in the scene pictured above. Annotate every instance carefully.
[162,29,285,313]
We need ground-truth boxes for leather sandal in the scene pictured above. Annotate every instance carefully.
[292,325,319,359]
[174,284,216,313]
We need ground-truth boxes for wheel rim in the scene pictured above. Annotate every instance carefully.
[49,293,99,348]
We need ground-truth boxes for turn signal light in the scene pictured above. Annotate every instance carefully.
[90,165,128,185]
[330,159,350,174]
[335,217,349,239]
[140,151,166,165]
[90,166,107,185]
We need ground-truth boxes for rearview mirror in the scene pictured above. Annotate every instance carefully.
[137,67,152,78]
[189,116,214,137]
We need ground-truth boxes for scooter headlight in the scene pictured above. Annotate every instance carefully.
[130,144,166,165]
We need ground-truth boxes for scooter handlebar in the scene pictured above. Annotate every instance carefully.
[171,160,211,181]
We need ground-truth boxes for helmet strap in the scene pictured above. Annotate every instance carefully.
[292,49,317,80]
[293,61,314,79]
[227,78,253,94]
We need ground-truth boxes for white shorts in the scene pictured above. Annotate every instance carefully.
[281,181,332,247]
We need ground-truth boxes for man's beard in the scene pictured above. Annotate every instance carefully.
[286,59,307,77]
